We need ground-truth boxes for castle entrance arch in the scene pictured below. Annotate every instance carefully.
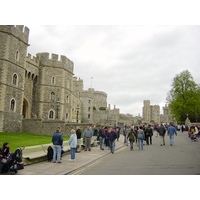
[22,98,29,118]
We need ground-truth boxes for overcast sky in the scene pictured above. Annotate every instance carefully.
[26,25,200,116]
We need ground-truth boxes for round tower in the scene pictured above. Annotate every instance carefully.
[0,25,29,132]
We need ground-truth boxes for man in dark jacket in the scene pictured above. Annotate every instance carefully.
[108,128,117,154]
[52,127,63,163]
[145,125,153,145]
[76,126,82,153]
[157,124,166,146]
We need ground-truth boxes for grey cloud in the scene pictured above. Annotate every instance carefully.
[27,25,200,116]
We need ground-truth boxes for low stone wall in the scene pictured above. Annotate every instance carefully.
[22,119,93,136]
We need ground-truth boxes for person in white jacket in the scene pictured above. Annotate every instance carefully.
[68,129,77,161]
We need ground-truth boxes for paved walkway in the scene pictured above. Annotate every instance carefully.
[17,130,200,175]
[18,136,124,175]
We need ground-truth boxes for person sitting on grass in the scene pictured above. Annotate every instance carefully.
[0,142,11,174]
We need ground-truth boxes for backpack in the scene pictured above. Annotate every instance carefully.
[147,127,152,133]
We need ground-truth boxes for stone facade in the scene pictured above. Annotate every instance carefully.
[0,25,122,133]
[142,100,173,124]
[160,104,173,124]
[142,100,160,124]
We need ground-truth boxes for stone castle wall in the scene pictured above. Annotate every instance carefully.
[0,25,29,132]
[22,118,92,136]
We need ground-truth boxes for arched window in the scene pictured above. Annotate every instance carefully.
[49,110,54,119]
[88,107,90,112]
[12,74,18,85]
[51,76,55,84]
[16,50,19,61]
[88,114,90,119]
[50,92,55,100]
[67,95,69,103]
[10,99,15,111]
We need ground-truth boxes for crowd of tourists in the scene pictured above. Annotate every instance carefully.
[51,122,200,163]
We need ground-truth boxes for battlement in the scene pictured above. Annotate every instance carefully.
[26,53,39,65]
[73,76,83,83]
[36,52,74,73]
[0,25,29,44]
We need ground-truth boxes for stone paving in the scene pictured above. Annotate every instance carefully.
[17,137,124,175]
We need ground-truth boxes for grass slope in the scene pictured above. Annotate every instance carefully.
[0,132,69,152]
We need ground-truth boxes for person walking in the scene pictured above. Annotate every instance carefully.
[93,126,98,140]
[68,129,77,161]
[123,126,130,146]
[167,123,177,146]
[145,125,153,145]
[137,126,145,150]
[108,128,117,154]
[83,126,93,151]
[76,126,82,153]
[104,127,110,149]
[52,127,63,163]
[99,126,106,150]
[127,128,136,151]
[114,125,121,141]
[157,124,166,146]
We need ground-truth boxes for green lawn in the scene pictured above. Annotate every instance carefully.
[0,132,69,152]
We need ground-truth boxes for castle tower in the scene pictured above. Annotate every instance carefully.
[0,25,29,132]
[142,100,150,123]
[35,52,75,121]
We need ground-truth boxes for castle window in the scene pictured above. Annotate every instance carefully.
[50,92,55,101]
[12,74,18,85]
[66,113,69,120]
[16,50,19,61]
[88,107,90,112]
[88,114,90,119]
[51,76,55,84]
[67,95,69,103]
[10,99,15,111]
[49,110,54,119]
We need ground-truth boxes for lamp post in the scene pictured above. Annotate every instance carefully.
[56,100,60,119]
[76,106,79,123]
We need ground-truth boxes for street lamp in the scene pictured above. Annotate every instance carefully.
[76,106,79,123]
[56,100,60,119]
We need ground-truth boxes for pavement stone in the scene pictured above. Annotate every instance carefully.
[17,136,124,175]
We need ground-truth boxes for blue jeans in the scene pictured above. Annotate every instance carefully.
[129,140,134,150]
[137,137,143,150]
[109,140,115,153]
[70,148,76,159]
[53,145,62,162]
[100,137,105,149]
[169,135,174,145]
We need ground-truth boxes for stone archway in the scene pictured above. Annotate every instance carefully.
[22,98,29,118]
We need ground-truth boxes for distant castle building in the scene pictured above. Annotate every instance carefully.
[142,100,172,124]
[142,100,160,124]
[0,25,120,133]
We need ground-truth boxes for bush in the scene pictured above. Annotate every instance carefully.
[99,107,106,110]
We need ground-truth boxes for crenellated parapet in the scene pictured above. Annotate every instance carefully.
[0,25,29,44]
[26,53,39,65]
[25,53,40,78]
[36,52,74,74]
